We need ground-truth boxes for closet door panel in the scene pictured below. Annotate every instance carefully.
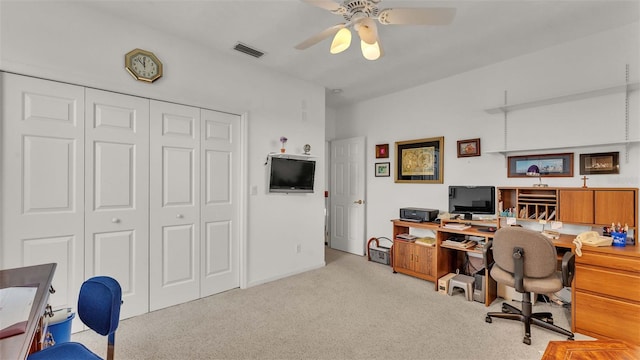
[85,89,149,319]
[1,73,85,316]
[200,109,240,297]
[150,100,201,311]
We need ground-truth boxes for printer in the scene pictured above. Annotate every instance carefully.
[400,207,439,223]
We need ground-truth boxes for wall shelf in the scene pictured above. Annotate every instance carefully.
[485,82,639,114]
[268,152,316,159]
[485,139,640,155]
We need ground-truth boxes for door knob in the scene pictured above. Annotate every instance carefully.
[176,214,184,219]
[111,218,120,223]
[353,200,363,204]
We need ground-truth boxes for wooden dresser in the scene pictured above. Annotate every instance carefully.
[573,245,640,345]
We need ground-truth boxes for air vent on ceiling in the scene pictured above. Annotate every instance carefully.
[233,42,265,58]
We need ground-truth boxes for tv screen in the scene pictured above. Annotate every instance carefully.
[269,157,316,193]
[448,186,496,215]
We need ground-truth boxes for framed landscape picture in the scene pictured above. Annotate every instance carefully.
[507,153,574,178]
[395,136,444,184]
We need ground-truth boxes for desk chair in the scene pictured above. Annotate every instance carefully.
[483,227,574,345]
[28,276,122,360]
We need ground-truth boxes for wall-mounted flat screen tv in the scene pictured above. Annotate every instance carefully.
[268,157,316,193]
[448,185,496,216]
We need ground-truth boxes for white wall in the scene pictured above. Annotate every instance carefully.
[333,22,640,241]
[0,2,326,286]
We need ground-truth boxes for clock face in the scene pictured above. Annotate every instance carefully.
[125,49,163,83]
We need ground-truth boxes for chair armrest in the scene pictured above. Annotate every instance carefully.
[561,251,575,286]
[483,240,494,270]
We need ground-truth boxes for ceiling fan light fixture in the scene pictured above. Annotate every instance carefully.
[330,27,352,54]
[360,40,381,61]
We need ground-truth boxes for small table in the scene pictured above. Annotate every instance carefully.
[0,263,57,360]
[542,340,640,360]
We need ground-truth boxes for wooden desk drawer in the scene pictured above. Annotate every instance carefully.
[576,265,640,302]
[577,251,640,273]
[575,291,640,345]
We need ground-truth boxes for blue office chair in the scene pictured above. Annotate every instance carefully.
[28,276,122,360]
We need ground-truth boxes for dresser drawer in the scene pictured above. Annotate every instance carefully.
[576,264,640,302]
[577,251,640,273]
[575,291,640,345]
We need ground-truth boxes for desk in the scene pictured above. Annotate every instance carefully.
[0,263,56,360]
[391,220,574,307]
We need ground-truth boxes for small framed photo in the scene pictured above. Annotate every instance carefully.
[375,162,390,177]
[375,144,389,158]
[457,138,481,157]
[580,152,619,175]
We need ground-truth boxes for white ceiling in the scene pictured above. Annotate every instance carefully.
[83,0,639,108]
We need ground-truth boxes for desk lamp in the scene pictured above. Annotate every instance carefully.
[526,165,548,187]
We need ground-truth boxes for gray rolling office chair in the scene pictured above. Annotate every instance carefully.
[483,227,575,345]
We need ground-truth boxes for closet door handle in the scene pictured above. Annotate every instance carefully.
[176,214,184,219]
[111,218,120,223]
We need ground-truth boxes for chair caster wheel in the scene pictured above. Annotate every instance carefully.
[568,336,574,341]
[501,304,509,313]
[485,316,492,323]
[523,337,531,345]
[544,318,554,325]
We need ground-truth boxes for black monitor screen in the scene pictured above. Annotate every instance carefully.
[269,157,316,193]
[448,186,496,215]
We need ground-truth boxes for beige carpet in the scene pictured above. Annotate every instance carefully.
[72,247,591,359]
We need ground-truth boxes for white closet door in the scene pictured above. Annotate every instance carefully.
[1,73,85,313]
[149,100,201,311]
[200,109,240,297]
[84,89,149,319]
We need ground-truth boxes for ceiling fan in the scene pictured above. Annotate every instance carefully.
[295,0,456,60]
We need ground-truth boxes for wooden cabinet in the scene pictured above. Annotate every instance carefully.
[558,189,636,226]
[573,248,640,345]
[393,240,435,281]
[499,187,638,230]
[391,220,438,283]
[594,190,636,227]
[558,190,594,224]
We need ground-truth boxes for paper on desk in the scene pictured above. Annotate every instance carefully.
[0,286,37,339]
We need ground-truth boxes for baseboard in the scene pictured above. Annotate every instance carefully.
[244,261,326,289]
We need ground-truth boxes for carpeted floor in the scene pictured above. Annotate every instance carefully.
[73,247,592,359]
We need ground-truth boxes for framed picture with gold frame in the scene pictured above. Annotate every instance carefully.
[395,136,444,184]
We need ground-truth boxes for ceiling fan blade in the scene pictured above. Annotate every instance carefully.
[355,18,378,45]
[378,8,456,25]
[300,0,342,12]
[294,24,346,50]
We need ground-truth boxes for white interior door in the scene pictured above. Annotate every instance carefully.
[200,109,240,297]
[84,89,149,319]
[330,137,366,255]
[149,100,201,311]
[1,73,85,314]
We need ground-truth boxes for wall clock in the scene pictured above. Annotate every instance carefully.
[124,48,163,83]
